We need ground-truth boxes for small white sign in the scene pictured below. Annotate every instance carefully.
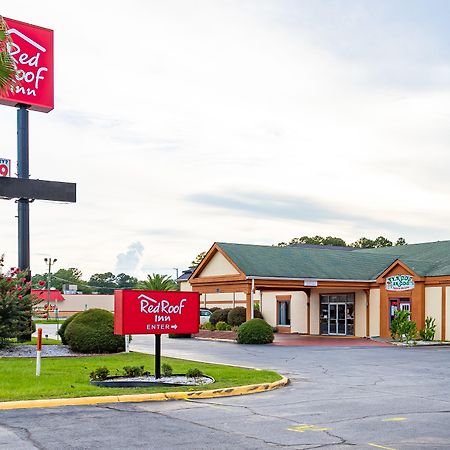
[386,275,414,291]
[0,158,11,177]
[304,280,318,287]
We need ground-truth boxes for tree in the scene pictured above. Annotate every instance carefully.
[0,16,16,95]
[52,268,83,291]
[0,255,41,346]
[395,237,406,246]
[137,274,178,291]
[115,273,138,289]
[373,236,393,248]
[278,236,348,247]
[191,251,207,267]
[88,272,117,294]
[351,237,375,248]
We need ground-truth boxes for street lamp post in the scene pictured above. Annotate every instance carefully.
[44,257,57,321]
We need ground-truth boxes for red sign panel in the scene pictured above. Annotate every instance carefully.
[114,290,200,335]
[0,158,11,177]
[0,17,54,112]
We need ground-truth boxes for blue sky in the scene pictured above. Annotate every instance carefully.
[1,1,450,279]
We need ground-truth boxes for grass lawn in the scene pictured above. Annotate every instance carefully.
[11,337,60,345]
[0,352,282,402]
[33,319,65,324]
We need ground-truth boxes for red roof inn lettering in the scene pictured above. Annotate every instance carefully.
[0,18,54,113]
[114,290,200,335]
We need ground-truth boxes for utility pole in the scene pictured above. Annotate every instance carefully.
[45,257,57,320]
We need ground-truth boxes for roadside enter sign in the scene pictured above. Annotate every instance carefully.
[114,290,200,335]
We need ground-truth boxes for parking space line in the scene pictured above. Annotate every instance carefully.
[288,424,331,433]
[382,417,407,422]
[368,443,396,450]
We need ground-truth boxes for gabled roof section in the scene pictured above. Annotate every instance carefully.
[356,240,450,277]
[191,243,245,280]
[375,259,422,282]
[215,242,396,280]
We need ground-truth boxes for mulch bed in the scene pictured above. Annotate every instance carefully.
[193,330,237,341]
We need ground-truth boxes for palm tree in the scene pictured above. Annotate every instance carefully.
[137,274,178,291]
[0,16,17,95]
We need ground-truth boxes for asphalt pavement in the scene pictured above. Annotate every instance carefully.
[2,331,450,449]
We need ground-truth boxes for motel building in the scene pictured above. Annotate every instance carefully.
[184,241,450,339]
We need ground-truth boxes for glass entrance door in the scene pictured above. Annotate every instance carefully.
[328,303,346,335]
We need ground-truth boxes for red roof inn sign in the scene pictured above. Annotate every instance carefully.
[114,290,200,335]
[0,17,54,112]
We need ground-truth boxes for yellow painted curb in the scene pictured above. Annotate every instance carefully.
[0,376,289,410]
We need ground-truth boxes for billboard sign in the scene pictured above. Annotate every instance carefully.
[0,159,11,177]
[0,17,54,112]
[114,290,200,335]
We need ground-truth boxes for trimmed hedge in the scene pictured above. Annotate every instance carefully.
[227,307,246,326]
[237,318,274,344]
[210,308,232,326]
[64,309,125,353]
[58,312,82,344]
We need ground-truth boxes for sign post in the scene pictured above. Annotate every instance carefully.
[114,290,200,379]
[36,327,42,376]
[0,17,76,322]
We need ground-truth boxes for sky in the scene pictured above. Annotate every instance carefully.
[1,0,450,280]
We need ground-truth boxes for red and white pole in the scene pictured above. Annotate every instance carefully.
[36,327,42,376]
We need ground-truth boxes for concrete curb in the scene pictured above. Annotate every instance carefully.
[0,376,289,410]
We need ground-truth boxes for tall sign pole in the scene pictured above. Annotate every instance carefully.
[0,18,76,341]
[17,104,30,274]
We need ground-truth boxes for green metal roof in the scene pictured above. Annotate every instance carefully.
[356,240,450,277]
[216,240,450,280]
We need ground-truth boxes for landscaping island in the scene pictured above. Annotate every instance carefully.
[0,351,283,402]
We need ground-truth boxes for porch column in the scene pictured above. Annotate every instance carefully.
[364,289,370,337]
[246,292,252,320]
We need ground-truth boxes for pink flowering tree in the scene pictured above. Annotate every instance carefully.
[0,255,42,346]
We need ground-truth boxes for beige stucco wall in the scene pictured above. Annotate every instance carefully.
[198,252,239,277]
[199,292,245,309]
[291,291,308,333]
[369,289,380,337]
[257,291,307,332]
[425,287,442,339]
[52,295,114,316]
[259,292,277,327]
[180,281,193,292]
[309,291,320,335]
[355,291,367,337]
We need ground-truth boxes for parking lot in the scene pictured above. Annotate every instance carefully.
[2,335,450,449]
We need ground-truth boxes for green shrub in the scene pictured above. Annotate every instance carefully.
[123,365,149,377]
[186,368,204,378]
[58,312,82,344]
[168,333,192,338]
[254,309,263,320]
[210,308,231,325]
[215,321,228,331]
[208,307,220,313]
[64,309,125,353]
[419,316,436,341]
[225,323,232,331]
[90,366,109,381]
[390,309,417,344]
[237,318,274,344]
[200,322,215,331]
[162,363,173,377]
[227,307,247,326]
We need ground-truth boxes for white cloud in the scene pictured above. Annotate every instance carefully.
[1,1,450,276]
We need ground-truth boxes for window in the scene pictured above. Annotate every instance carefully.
[277,301,290,326]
